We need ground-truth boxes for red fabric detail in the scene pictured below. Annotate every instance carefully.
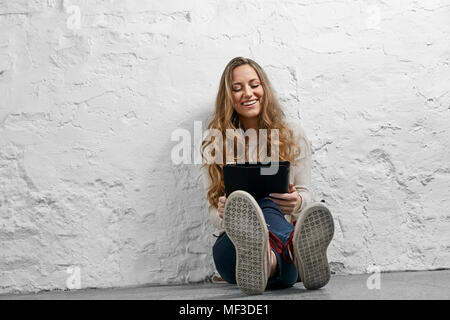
[286,230,295,263]
[269,231,283,254]
[269,231,294,264]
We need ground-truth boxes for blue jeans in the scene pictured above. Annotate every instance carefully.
[212,198,301,290]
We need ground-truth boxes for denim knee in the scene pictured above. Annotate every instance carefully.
[212,233,236,284]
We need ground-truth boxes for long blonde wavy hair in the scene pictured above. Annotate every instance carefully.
[201,57,301,210]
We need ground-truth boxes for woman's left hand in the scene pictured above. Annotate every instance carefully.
[266,183,302,215]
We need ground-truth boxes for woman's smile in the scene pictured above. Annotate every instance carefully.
[241,99,259,108]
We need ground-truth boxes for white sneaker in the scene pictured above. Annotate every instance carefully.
[288,202,335,290]
[223,190,272,295]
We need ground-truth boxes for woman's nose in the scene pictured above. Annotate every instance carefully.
[243,86,252,97]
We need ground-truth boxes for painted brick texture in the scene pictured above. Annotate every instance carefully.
[0,0,449,294]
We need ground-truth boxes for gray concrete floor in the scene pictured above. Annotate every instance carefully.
[1,270,449,300]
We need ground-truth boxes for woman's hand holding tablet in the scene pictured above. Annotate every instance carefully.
[265,183,302,216]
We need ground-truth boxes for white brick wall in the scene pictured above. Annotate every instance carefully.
[0,0,449,294]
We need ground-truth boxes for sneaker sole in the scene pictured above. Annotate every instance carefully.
[223,191,269,295]
[293,203,334,290]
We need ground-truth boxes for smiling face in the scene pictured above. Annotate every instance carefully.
[231,64,264,130]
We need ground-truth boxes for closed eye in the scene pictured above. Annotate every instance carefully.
[232,85,260,92]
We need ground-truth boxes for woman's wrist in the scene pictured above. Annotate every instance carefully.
[295,193,303,213]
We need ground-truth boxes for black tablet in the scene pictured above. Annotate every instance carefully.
[223,161,290,200]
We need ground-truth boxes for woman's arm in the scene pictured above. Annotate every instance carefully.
[201,166,224,230]
[290,121,314,220]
